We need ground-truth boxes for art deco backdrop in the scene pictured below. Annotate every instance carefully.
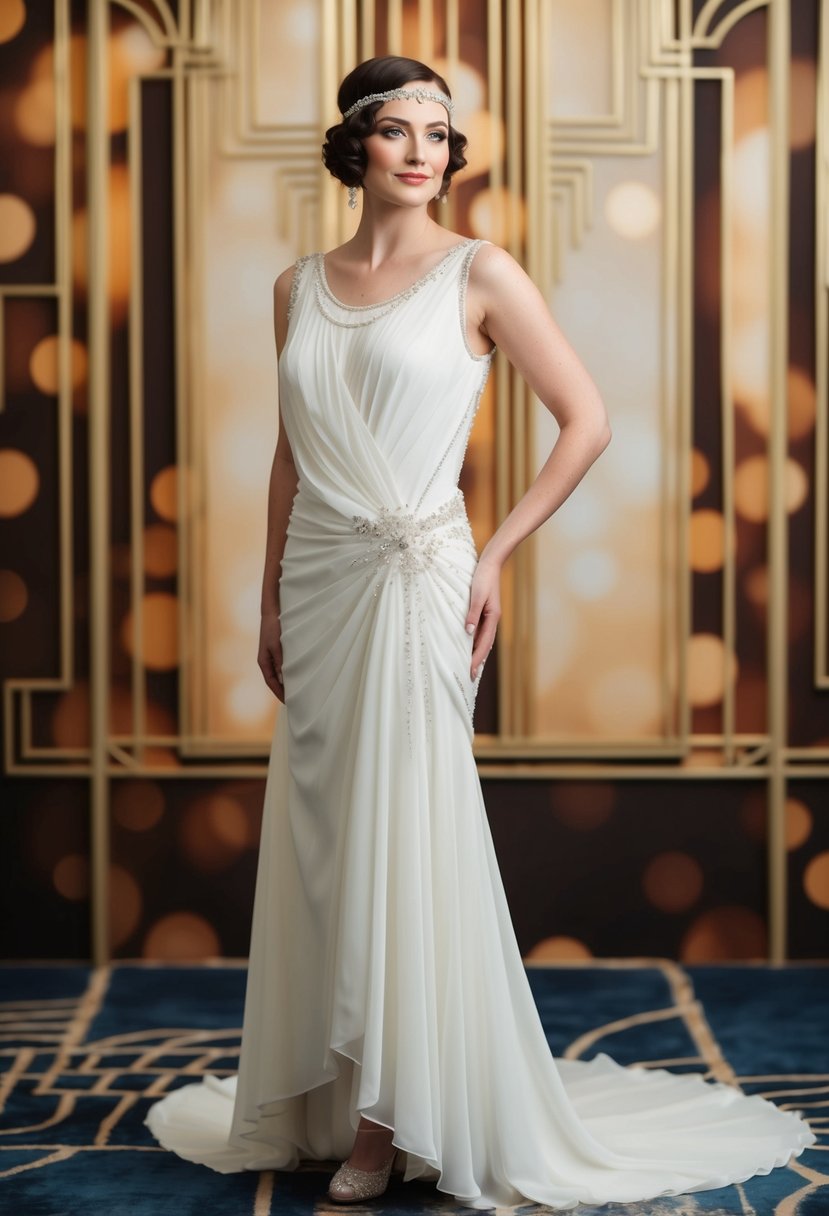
[0,0,826,965]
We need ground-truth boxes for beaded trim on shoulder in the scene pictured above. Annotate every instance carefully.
[286,252,316,324]
[459,239,496,363]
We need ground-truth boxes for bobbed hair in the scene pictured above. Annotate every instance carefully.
[321,56,468,201]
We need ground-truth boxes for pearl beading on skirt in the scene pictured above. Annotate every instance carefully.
[350,490,474,753]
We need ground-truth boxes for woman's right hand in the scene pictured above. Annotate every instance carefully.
[258,610,285,703]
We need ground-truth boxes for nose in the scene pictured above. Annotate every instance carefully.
[406,134,428,164]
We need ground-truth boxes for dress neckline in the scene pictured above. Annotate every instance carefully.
[317,238,475,312]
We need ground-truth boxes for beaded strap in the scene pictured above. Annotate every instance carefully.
[286,252,316,324]
[459,240,497,363]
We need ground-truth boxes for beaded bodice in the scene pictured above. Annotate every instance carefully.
[277,236,495,523]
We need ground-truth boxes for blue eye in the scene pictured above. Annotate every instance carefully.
[380,126,446,141]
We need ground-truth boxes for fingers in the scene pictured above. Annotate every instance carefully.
[470,611,498,679]
[258,648,284,701]
[466,573,501,680]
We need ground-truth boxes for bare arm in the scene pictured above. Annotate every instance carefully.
[463,245,612,677]
[258,266,301,701]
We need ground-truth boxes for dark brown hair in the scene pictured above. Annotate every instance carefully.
[321,56,468,201]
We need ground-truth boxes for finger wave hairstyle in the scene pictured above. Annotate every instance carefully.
[322,56,468,201]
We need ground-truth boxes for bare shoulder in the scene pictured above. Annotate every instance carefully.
[273,260,304,354]
[273,261,298,309]
[468,241,537,292]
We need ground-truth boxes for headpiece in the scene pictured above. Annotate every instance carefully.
[342,86,454,121]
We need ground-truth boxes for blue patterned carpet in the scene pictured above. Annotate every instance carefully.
[0,960,826,1215]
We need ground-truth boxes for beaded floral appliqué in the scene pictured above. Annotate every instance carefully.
[350,491,469,576]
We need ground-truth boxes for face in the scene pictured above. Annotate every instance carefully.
[360,79,451,207]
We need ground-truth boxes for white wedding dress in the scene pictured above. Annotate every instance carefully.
[144,238,816,1208]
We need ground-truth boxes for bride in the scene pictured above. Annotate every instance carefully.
[144,54,815,1208]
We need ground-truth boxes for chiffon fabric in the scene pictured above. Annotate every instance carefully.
[144,238,816,1208]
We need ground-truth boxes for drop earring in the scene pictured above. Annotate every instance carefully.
[348,184,358,209]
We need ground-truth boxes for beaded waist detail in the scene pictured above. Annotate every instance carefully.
[350,489,472,576]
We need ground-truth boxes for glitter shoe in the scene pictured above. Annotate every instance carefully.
[327,1148,396,1203]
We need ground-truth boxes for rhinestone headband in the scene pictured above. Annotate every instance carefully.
[342,86,455,120]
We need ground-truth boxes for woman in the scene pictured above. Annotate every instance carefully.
[145,55,815,1208]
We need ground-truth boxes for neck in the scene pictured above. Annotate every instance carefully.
[347,200,444,266]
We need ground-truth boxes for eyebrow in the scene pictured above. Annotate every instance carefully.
[376,115,449,129]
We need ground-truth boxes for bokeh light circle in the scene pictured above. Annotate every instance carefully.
[690,510,727,573]
[0,195,36,262]
[0,569,28,622]
[604,182,661,240]
[53,853,90,901]
[150,465,194,522]
[71,165,131,322]
[143,525,178,578]
[121,593,179,670]
[733,130,769,235]
[588,665,661,734]
[680,906,766,961]
[744,565,768,607]
[642,851,704,913]
[691,449,710,498]
[524,936,593,962]
[790,61,817,148]
[688,634,738,707]
[468,185,526,245]
[14,77,56,146]
[113,780,165,831]
[0,450,39,516]
[803,852,829,910]
[788,367,817,440]
[30,335,89,394]
[0,0,26,42]
[734,455,809,523]
[143,912,222,960]
[550,782,615,830]
[180,793,248,871]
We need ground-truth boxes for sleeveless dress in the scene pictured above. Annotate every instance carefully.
[144,237,816,1207]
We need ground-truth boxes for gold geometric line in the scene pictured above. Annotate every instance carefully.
[692,0,770,47]
[111,0,178,44]
[173,43,191,757]
[4,1091,78,1134]
[0,1046,35,1114]
[0,1147,81,1180]
[815,0,829,685]
[766,0,791,963]
[255,1170,276,1215]
[662,75,680,737]
[95,1091,140,1146]
[128,74,147,769]
[678,57,694,746]
[658,959,739,1085]
[561,1003,711,1062]
[721,66,737,762]
[552,0,626,131]
[87,0,113,970]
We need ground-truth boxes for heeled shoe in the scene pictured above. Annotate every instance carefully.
[327,1147,396,1203]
